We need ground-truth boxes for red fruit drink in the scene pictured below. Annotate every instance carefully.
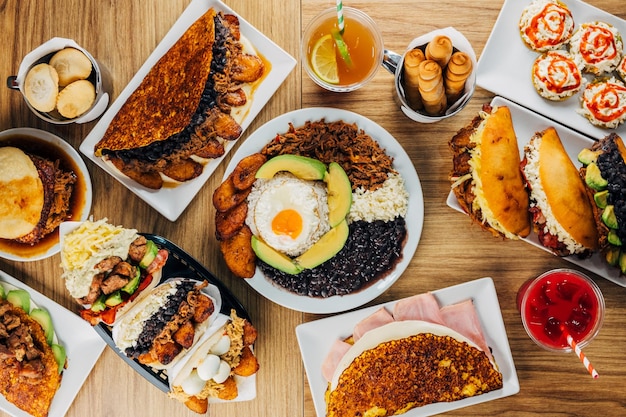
[518,269,604,352]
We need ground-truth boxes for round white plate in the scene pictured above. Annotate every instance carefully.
[223,107,424,314]
[0,127,92,261]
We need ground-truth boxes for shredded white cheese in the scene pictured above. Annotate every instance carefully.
[60,218,139,298]
[522,136,587,254]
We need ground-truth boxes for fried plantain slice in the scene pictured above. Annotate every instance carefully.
[231,54,265,83]
[195,136,225,159]
[232,153,266,190]
[109,156,163,189]
[219,225,256,278]
[162,158,204,182]
[173,320,196,349]
[213,175,251,212]
[217,376,239,400]
[215,201,248,241]
[184,396,208,414]
[233,345,259,376]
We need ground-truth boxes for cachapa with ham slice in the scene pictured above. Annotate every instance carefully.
[326,320,502,417]
[322,292,503,416]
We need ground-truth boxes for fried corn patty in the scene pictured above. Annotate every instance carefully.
[326,333,503,417]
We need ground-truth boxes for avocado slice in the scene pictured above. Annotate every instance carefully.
[6,289,30,313]
[0,284,5,300]
[324,162,352,227]
[251,235,303,275]
[602,205,619,229]
[608,229,622,246]
[121,268,141,294]
[30,308,54,345]
[104,291,123,307]
[255,154,327,180]
[605,247,621,266]
[585,163,608,191]
[594,190,610,209]
[51,344,66,374]
[139,239,158,269]
[90,294,107,312]
[295,219,350,270]
[577,148,599,165]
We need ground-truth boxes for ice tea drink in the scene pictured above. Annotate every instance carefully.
[302,7,383,92]
[518,269,604,352]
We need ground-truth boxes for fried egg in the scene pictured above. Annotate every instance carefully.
[246,173,330,257]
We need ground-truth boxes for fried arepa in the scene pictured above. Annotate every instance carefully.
[95,9,217,154]
[326,333,502,417]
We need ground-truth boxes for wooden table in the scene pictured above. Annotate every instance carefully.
[1,0,626,416]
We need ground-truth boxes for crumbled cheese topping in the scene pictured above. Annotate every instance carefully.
[348,173,408,223]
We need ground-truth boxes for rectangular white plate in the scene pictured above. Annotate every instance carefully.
[476,0,626,140]
[80,0,296,221]
[447,96,626,287]
[296,277,519,417]
[0,270,106,417]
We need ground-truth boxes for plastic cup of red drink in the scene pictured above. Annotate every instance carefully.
[517,269,605,353]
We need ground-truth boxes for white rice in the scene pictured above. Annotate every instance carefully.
[348,173,408,223]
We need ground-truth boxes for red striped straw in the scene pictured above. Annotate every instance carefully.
[336,0,345,34]
[566,333,599,379]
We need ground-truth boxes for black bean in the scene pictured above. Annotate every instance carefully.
[259,217,407,298]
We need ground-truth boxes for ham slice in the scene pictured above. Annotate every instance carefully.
[353,307,394,342]
[392,292,446,325]
[322,339,352,383]
[440,298,493,362]
[322,293,495,383]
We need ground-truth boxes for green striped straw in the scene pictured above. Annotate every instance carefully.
[336,0,345,34]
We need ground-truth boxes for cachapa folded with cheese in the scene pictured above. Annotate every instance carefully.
[522,127,598,256]
[326,320,503,417]
[450,105,530,239]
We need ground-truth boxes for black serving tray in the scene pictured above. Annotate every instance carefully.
[93,233,250,393]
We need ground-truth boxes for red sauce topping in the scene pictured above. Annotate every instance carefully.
[534,52,581,94]
[579,24,618,64]
[525,3,573,49]
[585,82,626,122]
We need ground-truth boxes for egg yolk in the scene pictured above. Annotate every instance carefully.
[272,209,303,238]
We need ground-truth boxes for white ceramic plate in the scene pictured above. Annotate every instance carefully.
[79,0,296,221]
[0,127,92,261]
[0,270,106,417]
[296,277,519,417]
[447,96,626,287]
[223,107,424,314]
[477,0,626,139]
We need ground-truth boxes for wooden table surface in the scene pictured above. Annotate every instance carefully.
[2,0,626,416]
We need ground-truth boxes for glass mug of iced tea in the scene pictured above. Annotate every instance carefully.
[301,7,384,92]
[517,269,605,353]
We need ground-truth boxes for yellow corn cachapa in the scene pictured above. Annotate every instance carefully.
[538,127,599,250]
[94,8,217,154]
[478,106,531,237]
[326,332,503,417]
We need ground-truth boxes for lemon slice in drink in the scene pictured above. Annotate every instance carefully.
[311,34,339,84]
